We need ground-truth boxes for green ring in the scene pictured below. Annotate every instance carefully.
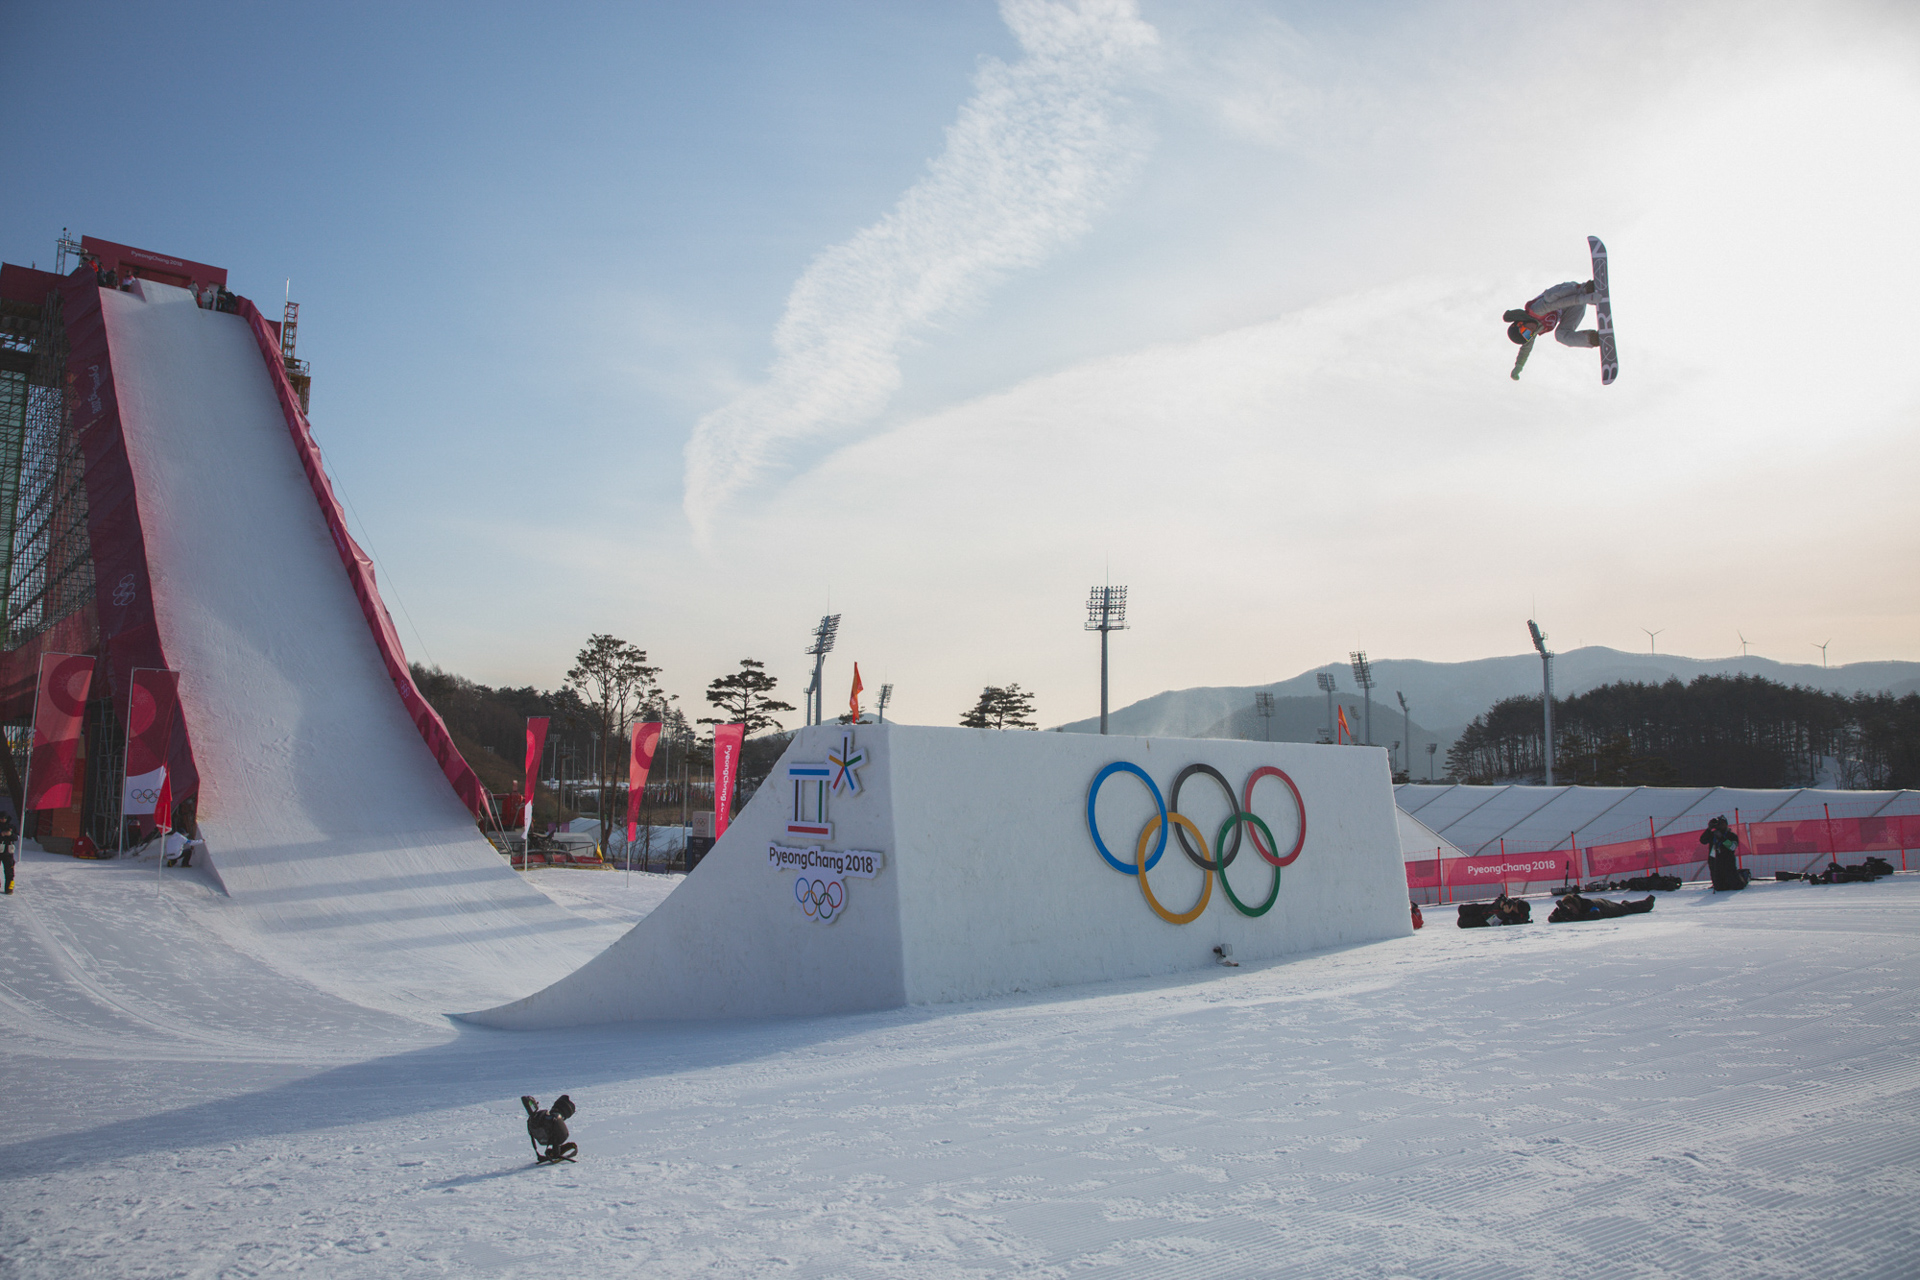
[1216,812,1282,917]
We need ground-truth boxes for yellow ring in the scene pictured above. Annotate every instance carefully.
[1136,813,1212,924]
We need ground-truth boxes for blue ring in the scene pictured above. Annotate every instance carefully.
[1087,761,1167,875]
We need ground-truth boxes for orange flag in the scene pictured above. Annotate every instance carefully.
[1336,704,1351,744]
[849,663,864,724]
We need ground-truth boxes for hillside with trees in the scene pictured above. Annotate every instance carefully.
[1445,674,1920,788]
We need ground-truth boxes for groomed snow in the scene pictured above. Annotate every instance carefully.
[3,848,1916,1278]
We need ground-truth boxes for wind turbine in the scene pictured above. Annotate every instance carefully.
[1642,627,1664,655]
[1814,639,1831,668]
[1738,632,1750,658]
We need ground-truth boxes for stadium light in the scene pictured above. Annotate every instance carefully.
[876,683,893,724]
[1529,620,1555,786]
[1426,740,1438,780]
[1316,671,1336,743]
[804,614,841,726]
[1085,585,1128,735]
[1348,651,1375,745]
[1254,691,1274,742]
[1397,691,1410,777]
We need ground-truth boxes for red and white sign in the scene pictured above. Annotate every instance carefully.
[523,717,550,840]
[27,653,94,811]
[712,723,745,838]
[627,721,661,844]
[121,668,181,828]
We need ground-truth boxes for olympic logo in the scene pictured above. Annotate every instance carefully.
[128,787,162,803]
[794,875,845,922]
[113,574,137,607]
[1087,762,1306,924]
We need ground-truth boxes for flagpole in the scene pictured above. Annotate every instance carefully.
[20,655,44,862]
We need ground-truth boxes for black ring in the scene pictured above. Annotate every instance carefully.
[1170,763,1243,872]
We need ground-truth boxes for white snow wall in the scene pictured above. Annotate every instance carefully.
[100,282,604,1012]
[468,725,1410,1027]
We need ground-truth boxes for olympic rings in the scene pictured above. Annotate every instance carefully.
[1136,814,1212,924]
[1215,812,1282,917]
[1086,761,1167,875]
[1171,763,1242,872]
[794,875,845,921]
[1087,760,1307,924]
[1242,766,1306,867]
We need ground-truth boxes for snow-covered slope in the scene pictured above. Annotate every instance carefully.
[99,281,610,1012]
[3,844,1915,1278]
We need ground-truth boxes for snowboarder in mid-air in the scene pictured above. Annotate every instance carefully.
[522,1094,577,1164]
[1506,235,1617,384]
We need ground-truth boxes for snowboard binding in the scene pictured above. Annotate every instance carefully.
[522,1094,578,1164]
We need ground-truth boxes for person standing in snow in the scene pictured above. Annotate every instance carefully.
[0,808,15,894]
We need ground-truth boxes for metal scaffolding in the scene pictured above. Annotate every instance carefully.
[6,285,94,647]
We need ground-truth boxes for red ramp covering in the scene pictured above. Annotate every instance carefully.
[232,297,489,818]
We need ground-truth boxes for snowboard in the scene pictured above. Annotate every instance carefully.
[1588,235,1617,385]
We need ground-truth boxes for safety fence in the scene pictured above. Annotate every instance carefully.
[1407,806,1920,904]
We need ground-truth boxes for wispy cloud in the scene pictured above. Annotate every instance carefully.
[682,0,1157,538]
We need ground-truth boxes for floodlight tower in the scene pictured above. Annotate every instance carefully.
[803,613,841,726]
[1254,691,1274,742]
[1348,652,1375,745]
[875,683,893,724]
[1529,619,1555,786]
[1426,740,1438,780]
[1085,585,1128,735]
[1397,691,1410,777]
[1316,671,1336,742]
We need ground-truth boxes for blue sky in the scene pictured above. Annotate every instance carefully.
[6,1,1918,729]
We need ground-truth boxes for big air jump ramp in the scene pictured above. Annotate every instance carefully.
[467,724,1410,1028]
[89,279,607,1013]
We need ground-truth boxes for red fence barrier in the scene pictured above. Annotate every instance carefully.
[1407,809,1918,904]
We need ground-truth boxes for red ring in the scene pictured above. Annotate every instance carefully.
[1242,766,1306,867]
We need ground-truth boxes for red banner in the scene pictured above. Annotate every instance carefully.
[27,654,94,810]
[1406,811,1920,899]
[523,717,550,837]
[627,721,661,844]
[121,668,181,829]
[712,723,744,838]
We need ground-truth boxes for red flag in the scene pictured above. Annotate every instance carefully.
[523,717,550,839]
[26,653,94,810]
[1336,704,1351,745]
[122,668,181,832]
[849,663,863,725]
[153,772,173,831]
[627,721,661,844]
[712,723,745,838]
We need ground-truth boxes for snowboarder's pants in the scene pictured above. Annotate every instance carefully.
[1529,281,1600,347]
[2,847,13,892]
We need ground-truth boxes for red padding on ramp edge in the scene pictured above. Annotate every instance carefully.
[234,297,490,819]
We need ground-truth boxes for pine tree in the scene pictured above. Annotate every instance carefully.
[960,684,1038,730]
[699,658,795,737]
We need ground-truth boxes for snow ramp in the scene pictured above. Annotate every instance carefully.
[93,280,609,1013]
[467,724,1411,1028]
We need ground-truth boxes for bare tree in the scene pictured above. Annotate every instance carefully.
[567,634,661,852]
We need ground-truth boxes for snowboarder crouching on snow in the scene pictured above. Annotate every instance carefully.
[1548,893,1655,923]
[522,1094,577,1163]
[1505,280,1601,350]
[162,827,204,868]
